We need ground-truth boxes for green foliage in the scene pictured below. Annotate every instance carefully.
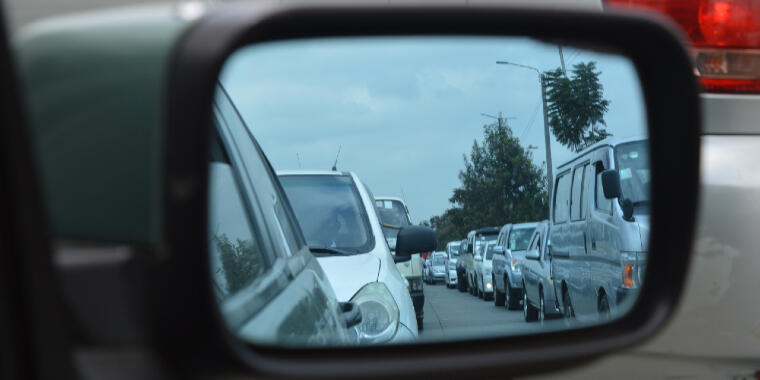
[422,121,549,247]
[544,61,611,152]
[214,233,263,295]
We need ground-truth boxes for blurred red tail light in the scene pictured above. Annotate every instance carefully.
[605,0,760,93]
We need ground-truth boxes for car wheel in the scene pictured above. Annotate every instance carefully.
[598,293,610,320]
[506,278,520,310]
[563,288,575,324]
[523,283,538,322]
[538,289,545,324]
[494,276,506,306]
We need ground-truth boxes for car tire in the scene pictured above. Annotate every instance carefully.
[523,283,538,322]
[494,287,506,306]
[563,288,575,323]
[538,289,545,324]
[506,279,520,310]
[598,293,610,320]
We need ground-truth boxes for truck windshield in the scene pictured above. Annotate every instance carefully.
[375,199,412,240]
[614,140,651,210]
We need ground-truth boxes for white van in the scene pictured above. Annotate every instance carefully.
[278,170,422,343]
[549,137,649,321]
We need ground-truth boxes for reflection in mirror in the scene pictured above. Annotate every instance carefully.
[209,36,649,347]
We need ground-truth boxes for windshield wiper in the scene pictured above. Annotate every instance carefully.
[309,246,355,256]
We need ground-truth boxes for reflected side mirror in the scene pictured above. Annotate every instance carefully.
[601,169,622,199]
[493,245,504,254]
[525,249,540,260]
[394,226,436,263]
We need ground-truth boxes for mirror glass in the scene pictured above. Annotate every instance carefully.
[209,36,649,347]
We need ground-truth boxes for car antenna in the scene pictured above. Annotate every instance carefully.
[331,145,342,171]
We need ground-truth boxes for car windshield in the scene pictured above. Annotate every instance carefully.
[449,243,460,256]
[475,234,498,255]
[279,175,373,253]
[508,227,535,251]
[375,199,411,240]
[614,140,650,209]
[432,255,445,266]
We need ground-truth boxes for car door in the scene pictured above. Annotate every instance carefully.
[523,232,541,303]
[569,161,594,314]
[212,86,351,345]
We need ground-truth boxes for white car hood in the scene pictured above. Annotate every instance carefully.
[316,254,381,301]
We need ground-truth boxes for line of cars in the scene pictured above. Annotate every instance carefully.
[441,137,650,324]
[209,85,435,346]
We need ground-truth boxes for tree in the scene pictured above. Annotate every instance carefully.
[424,121,549,247]
[544,61,611,152]
[213,233,263,294]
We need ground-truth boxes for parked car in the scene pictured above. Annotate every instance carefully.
[445,241,461,288]
[492,222,538,309]
[456,238,469,292]
[521,220,562,322]
[375,196,424,326]
[474,241,496,300]
[277,170,420,342]
[425,251,447,284]
[464,227,500,296]
[208,86,361,346]
[550,137,649,321]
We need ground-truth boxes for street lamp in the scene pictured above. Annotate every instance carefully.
[496,60,553,195]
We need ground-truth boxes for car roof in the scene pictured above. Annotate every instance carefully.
[277,169,350,176]
[375,196,405,203]
[474,226,501,235]
[557,136,647,170]
[511,222,539,230]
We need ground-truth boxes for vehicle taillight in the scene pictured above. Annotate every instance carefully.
[622,263,636,288]
[605,0,760,93]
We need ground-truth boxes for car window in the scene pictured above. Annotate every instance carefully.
[208,160,268,302]
[570,164,586,221]
[554,172,571,224]
[508,227,534,251]
[595,162,613,213]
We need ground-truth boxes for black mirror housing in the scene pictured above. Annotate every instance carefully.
[395,226,437,262]
[601,169,622,199]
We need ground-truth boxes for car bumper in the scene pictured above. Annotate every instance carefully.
[410,290,424,317]
[447,270,457,284]
[431,272,446,280]
[616,287,638,310]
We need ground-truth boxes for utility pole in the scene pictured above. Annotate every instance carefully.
[539,73,553,195]
[496,61,554,195]
[480,112,516,129]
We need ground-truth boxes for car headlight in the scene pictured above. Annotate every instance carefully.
[350,282,400,344]
[510,259,520,273]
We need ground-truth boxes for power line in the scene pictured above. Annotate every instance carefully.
[519,101,541,141]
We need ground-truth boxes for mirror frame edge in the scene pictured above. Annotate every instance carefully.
[158,3,701,378]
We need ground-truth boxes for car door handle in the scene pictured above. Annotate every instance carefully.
[583,232,588,254]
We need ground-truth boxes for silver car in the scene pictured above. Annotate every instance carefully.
[550,137,649,321]
[521,220,561,322]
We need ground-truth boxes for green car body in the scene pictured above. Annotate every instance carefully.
[14,5,356,346]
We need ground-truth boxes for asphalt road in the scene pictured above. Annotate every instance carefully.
[419,280,525,340]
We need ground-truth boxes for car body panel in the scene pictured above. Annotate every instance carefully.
[14,6,189,244]
[521,221,560,318]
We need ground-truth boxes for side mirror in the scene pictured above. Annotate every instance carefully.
[394,226,436,263]
[525,249,540,260]
[601,169,622,199]
[493,245,504,254]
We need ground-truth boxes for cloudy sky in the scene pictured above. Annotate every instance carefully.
[220,36,646,224]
